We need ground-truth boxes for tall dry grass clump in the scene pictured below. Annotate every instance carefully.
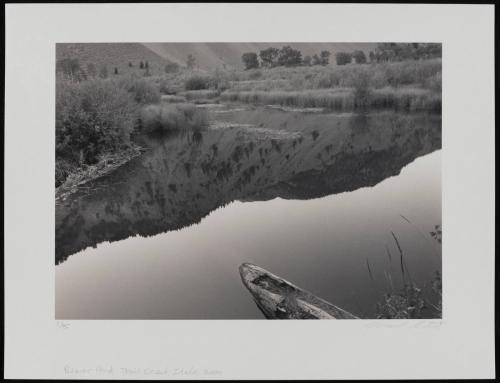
[371,87,441,112]
[140,103,208,133]
[224,58,441,92]
[56,78,139,186]
[279,58,442,90]
[118,76,161,105]
[220,89,355,110]
[183,70,230,93]
[218,58,441,112]
[220,87,440,112]
[56,80,137,163]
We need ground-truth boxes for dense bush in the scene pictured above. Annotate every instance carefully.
[122,77,161,104]
[319,51,331,66]
[56,79,138,167]
[277,46,303,67]
[209,69,230,91]
[335,52,352,65]
[259,47,279,68]
[242,52,259,70]
[245,47,330,68]
[184,75,210,90]
[140,103,208,133]
[373,43,441,62]
[158,77,173,94]
[352,50,367,64]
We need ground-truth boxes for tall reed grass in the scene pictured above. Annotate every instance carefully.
[226,59,441,91]
[370,226,442,319]
[140,103,208,133]
[179,89,220,101]
[220,87,441,112]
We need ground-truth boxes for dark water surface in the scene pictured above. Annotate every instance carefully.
[56,107,441,319]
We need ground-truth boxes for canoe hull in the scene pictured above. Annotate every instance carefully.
[239,263,358,319]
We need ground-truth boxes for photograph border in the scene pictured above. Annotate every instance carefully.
[4,3,495,379]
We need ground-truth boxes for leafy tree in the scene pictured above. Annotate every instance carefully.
[319,50,331,65]
[352,50,367,64]
[277,45,302,67]
[259,47,279,68]
[303,55,312,66]
[335,52,352,65]
[186,54,196,70]
[241,52,259,70]
[312,54,321,66]
[416,43,441,59]
[99,65,108,79]
[372,43,441,62]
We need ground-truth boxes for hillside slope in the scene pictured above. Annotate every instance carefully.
[56,43,173,76]
[143,42,378,71]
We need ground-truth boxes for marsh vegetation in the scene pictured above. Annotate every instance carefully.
[56,43,441,189]
[55,43,441,319]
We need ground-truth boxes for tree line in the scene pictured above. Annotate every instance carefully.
[370,43,441,62]
[241,43,442,70]
[241,46,331,70]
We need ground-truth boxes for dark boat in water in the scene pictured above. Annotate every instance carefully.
[239,263,359,319]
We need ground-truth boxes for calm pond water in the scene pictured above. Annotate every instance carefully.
[55,106,441,319]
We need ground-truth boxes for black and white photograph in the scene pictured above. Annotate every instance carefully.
[4,3,495,380]
[55,42,443,319]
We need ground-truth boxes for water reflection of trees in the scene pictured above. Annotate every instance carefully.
[56,113,441,264]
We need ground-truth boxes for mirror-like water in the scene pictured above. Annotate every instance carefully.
[55,107,441,319]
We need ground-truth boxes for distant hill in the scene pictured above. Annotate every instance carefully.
[56,43,174,76]
[56,43,379,75]
[143,43,378,71]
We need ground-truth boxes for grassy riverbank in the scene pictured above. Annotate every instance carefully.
[220,86,440,112]
[55,75,208,189]
[56,49,441,189]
